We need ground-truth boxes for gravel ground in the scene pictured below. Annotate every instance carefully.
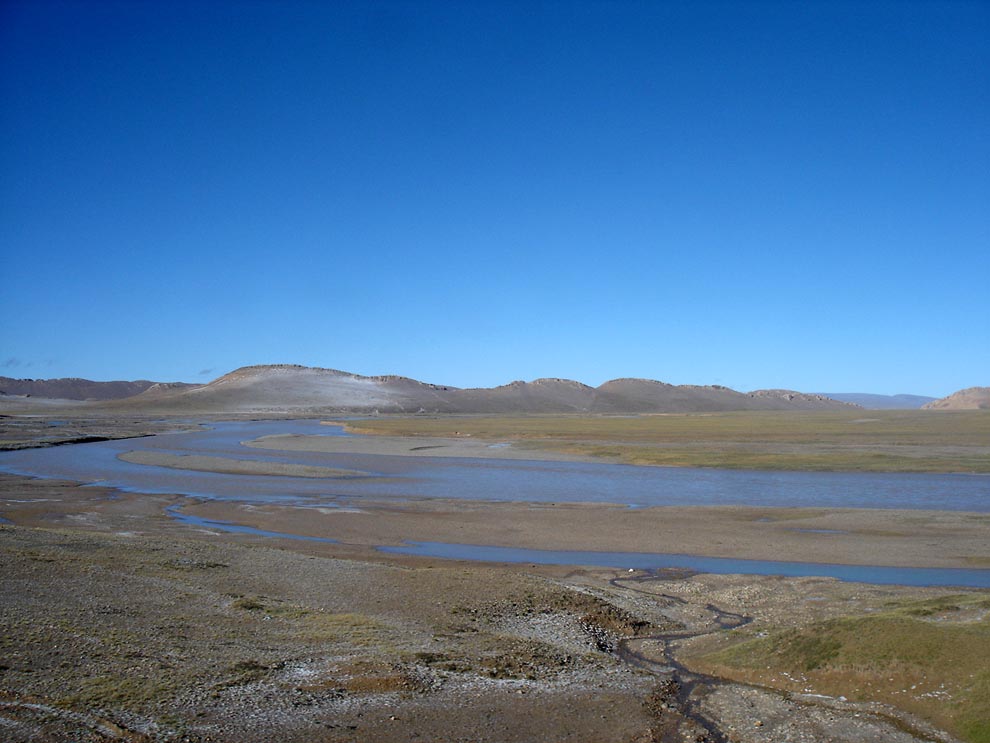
[1,510,967,743]
[0,521,661,742]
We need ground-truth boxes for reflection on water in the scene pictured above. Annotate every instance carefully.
[379,541,990,588]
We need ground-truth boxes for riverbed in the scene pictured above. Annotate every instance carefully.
[1,419,988,586]
[1,419,987,510]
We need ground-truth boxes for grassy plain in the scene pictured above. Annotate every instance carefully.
[347,410,990,473]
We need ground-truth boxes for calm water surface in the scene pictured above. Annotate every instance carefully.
[379,541,990,588]
[1,420,987,511]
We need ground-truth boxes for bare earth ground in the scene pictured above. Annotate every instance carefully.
[176,496,990,569]
[1,415,989,742]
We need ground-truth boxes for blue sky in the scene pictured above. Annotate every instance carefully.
[2,1,987,396]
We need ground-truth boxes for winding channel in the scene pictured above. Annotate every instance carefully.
[2,420,988,511]
[610,570,747,743]
[606,570,949,743]
[2,419,989,587]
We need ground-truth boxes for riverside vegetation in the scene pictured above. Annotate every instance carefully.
[689,594,990,743]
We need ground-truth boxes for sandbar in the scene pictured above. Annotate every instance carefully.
[244,431,584,460]
[118,449,369,478]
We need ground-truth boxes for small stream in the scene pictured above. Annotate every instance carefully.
[378,541,990,588]
[606,570,947,743]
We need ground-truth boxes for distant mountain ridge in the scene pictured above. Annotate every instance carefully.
[10,367,980,416]
[0,376,198,401]
[817,393,937,410]
[87,364,860,414]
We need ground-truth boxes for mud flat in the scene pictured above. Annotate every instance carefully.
[176,497,990,570]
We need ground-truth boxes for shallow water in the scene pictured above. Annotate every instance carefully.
[379,541,990,588]
[2,419,989,585]
[165,504,338,543]
[1,420,987,511]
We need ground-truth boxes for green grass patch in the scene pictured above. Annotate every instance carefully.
[229,596,386,646]
[230,596,267,611]
[301,611,386,645]
[696,593,990,742]
[68,674,176,710]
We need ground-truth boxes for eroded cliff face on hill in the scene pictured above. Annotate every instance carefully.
[746,389,857,408]
[923,386,990,410]
[816,393,937,409]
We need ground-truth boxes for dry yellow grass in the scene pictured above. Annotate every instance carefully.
[347,410,990,472]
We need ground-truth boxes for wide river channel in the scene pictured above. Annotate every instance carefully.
[2,420,989,586]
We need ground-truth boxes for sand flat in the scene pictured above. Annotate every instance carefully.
[244,431,585,460]
[118,449,369,478]
[177,498,990,570]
